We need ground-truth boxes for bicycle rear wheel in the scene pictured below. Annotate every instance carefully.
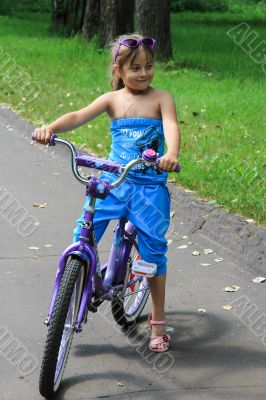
[111,244,150,326]
[39,257,86,398]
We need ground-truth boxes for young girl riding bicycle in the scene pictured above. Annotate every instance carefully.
[34,34,181,353]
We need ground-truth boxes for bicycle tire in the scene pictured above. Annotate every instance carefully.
[39,257,86,398]
[111,244,150,327]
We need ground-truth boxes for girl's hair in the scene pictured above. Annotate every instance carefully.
[110,33,155,91]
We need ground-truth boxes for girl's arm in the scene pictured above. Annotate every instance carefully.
[34,92,112,144]
[159,92,181,172]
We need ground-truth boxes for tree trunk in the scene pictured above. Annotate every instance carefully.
[100,0,135,47]
[51,0,67,33]
[52,0,86,35]
[64,0,82,34]
[82,0,100,39]
[117,0,135,35]
[136,0,172,60]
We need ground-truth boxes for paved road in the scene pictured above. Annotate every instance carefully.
[0,106,266,400]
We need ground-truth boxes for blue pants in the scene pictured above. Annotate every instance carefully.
[73,175,170,276]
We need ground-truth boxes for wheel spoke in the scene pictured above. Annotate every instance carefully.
[111,245,150,326]
[129,273,136,292]
[39,258,87,398]
[54,285,77,383]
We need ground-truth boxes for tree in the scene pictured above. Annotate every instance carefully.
[82,0,100,39]
[51,0,66,33]
[136,0,172,60]
[52,0,86,35]
[100,0,135,47]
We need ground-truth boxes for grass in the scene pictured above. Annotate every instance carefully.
[0,9,265,224]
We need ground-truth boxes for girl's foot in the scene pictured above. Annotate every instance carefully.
[148,315,170,352]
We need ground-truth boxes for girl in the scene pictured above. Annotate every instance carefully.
[34,34,181,352]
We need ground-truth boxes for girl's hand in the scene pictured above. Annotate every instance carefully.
[158,152,179,172]
[33,127,54,145]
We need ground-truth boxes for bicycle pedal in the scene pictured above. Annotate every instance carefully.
[131,260,157,278]
[91,296,104,312]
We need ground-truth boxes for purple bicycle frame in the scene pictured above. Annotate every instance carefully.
[45,154,138,331]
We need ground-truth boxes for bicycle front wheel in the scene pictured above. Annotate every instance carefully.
[112,244,150,327]
[39,257,86,398]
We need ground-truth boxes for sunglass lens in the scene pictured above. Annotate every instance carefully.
[142,38,154,47]
[124,38,138,47]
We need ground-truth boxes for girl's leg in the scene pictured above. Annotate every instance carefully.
[147,273,167,336]
[127,183,170,338]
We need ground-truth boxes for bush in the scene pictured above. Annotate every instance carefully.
[0,0,11,16]
[171,0,229,12]
[0,0,51,17]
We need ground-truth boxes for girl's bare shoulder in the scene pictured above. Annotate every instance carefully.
[105,89,124,118]
[152,88,173,98]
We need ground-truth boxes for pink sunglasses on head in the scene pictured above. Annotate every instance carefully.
[114,37,157,63]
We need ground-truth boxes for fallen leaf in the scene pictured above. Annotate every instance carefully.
[28,246,39,250]
[33,202,47,208]
[200,263,211,267]
[117,382,124,387]
[245,219,254,224]
[223,304,233,310]
[224,285,240,292]
[192,250,201,256]
[214,257,224,263]
[198,308,207,313]
[178,244,188,249]
[204,248,214,255]
[252,276,266,283]
[166,326,174,332]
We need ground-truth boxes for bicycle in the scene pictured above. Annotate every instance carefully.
[34,134,180,398]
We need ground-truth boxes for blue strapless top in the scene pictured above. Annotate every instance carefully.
[106,118,168,185]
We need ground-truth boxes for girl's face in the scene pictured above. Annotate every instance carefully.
[118,47,154,92]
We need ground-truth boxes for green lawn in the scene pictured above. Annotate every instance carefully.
[0,9,265,224]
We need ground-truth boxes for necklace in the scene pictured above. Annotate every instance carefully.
[121,93,142,119]
[122,95,140,118]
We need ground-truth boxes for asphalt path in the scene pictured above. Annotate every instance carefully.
[0,105,266,400]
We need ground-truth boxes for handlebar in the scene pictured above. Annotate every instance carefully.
[32,134,181,189]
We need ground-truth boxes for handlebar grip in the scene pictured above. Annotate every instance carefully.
[31,133,57,146]
[175,163,181,173]
[157,159,181,173]
[142,149,181,173]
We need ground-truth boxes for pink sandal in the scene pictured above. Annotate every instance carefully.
[148,315,170,353]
